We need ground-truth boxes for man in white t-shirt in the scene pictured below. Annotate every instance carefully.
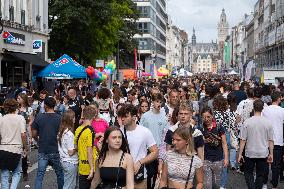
[262,91,284,189]
[118,104,158,189]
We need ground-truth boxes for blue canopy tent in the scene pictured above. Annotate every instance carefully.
[37,54,87,79]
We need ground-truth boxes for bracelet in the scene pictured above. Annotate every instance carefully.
[138,160,143,165]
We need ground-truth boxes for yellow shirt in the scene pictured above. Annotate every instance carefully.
[74,125,98,175]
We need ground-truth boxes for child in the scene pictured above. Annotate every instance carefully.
[74,106,98,189]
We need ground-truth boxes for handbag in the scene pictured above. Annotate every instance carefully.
[160,156,194,189]
[123,127,145,183]
[134,164,145,182]
[97,152,125,189]
[145,150,159,177]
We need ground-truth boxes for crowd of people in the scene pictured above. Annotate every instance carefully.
[0,74,284,189]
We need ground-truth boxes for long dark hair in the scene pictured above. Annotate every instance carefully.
[113,86,123,104]
[227,93,237,112]
[58,110,75,146]
[98,126,130,164]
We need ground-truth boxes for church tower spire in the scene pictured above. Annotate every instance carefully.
[192,27,196,46]
[217,8,229,44]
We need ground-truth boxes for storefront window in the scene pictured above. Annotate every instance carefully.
[9,6,14,21]
[21,10,25,25]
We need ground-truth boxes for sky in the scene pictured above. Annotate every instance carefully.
[167,0,256,43]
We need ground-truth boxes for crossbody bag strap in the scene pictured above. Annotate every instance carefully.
[114,152,125,188]
[76,126,95,145]
[123,127,131,153]
[184,156,194,189]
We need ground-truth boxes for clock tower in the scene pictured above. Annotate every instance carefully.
[217,8,229,45]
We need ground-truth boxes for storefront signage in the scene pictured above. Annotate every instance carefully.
[2,31,25,46]
[33,40,43,52]
[96,60,104,67]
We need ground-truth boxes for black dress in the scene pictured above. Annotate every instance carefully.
[99,152,126,188]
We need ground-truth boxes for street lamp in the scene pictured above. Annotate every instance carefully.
[116,30,124,81]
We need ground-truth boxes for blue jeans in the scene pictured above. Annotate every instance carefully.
[35,153,64,189]
[62,161,78,189]
[225,132,237,168]
[1,158,22,189]
[221,131,237,188]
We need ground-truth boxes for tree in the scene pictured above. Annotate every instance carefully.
[48,0,139,66]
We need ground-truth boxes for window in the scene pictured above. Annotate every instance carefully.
[139,39,148,50]
[138,6,150,18]
[9,6,14,21]
[143,23,148,33]
[21,10,25,25]
[138,23,143,30]
[271,4,276,13]
[137,22,149,33]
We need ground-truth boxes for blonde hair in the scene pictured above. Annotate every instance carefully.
[179,102,193,113]
[173,126,195,156]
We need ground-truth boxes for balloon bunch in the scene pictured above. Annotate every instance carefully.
[86,60,116,82]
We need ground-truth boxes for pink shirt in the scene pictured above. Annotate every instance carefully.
[91,118,109,145]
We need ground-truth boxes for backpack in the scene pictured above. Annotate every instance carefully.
[76,125,95,146]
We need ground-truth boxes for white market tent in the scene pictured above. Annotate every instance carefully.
[178,68,193,77]
[228,70,239,75]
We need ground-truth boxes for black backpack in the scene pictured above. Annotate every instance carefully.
[76,125,95,146]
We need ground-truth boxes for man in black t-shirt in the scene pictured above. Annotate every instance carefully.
[68,88,85,129]
[230,81,247,105]
[32,97,64,189]
[165,103,204,160]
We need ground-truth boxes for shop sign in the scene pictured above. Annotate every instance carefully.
[33,40,42,52]
[96,60,104,67]
[2,31,25,46]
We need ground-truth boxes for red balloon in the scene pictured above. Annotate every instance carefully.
[86,69,91,76]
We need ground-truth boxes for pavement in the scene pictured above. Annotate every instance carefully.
[1,149,284,189]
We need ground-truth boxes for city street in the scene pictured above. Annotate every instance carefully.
[9,149,283,189]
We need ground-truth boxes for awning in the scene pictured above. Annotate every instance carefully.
[6,51,49,67]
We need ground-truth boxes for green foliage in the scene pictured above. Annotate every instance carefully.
[48,0,139,66]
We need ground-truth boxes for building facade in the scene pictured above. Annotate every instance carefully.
[166,18,189,70]
[133,0,167,73]
[194,54,213,73]
[189,28,219,73]
[0,0,49,87]
[228,0,284,83]
[254,0,284,73]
